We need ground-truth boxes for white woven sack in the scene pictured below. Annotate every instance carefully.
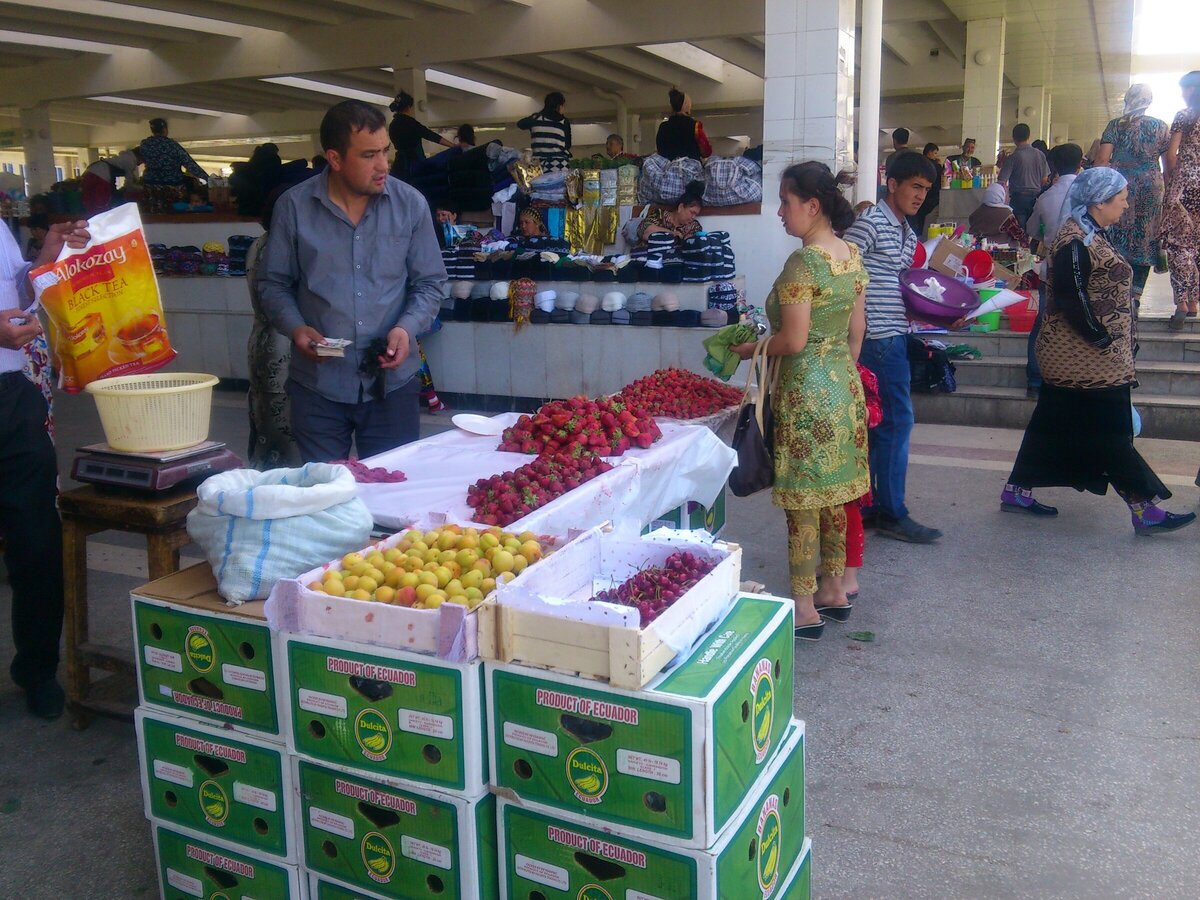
[186,463,374,604]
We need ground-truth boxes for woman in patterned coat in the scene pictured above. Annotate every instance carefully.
[1001,168,1194,534]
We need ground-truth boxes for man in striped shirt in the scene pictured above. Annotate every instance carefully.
[844,151,942,543]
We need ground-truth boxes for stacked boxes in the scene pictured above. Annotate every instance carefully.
[131,565,303,896]
[486,592,813,898]
[279,633,497,899]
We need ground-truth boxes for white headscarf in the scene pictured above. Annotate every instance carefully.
[1061,167,1128,246]
[1123,83,1153,116]
[982,182,1009,209]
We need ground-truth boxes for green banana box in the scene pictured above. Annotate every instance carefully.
[132,564,281,740]
[486,593,794,849]
[279,632,486,796]
[296,759,498,900]
[643,486,728,537]
[777,837,812,900]
[309,874,389,899]
[153,824,307,899]
[497,720,805,900]
[136,707,300,862]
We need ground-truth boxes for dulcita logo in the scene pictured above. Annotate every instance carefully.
[210,893,231,900]
[705,504,717,532]
[361,831,396,884]
[199,779,229,827]
[355,709,393,762]
[565,747,608,805]
[185,625,216,673]
[578,884,614,900]
[750,658,775,764]
[756,794,782,898]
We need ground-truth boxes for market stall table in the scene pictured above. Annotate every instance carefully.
[356,414,737,535]
[59,484,197,728]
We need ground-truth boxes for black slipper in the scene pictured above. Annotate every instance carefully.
[815,603,852,623]
[794,620,825,641]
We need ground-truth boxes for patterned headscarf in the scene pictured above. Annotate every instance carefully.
[1062,167,1127,245]
[1123,83,1153,115]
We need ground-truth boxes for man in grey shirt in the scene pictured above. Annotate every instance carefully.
[260,100,446,462]
[998,122,1050,232]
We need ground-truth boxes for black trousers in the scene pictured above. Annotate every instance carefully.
[287,376,420,463]
[0,373,63,688]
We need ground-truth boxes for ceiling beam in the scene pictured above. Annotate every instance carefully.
[586,46,701,87]
[469,57,589,96]
[690,38,764,78]
[431,62,540,100]
[92,0,304,31]
[637,43,725,83]
[0,0,261,39]
[925,19,965,63]
[0,0,762,103]
[536,52,641,91]
[0,41,78,61]
[881,24,929,68]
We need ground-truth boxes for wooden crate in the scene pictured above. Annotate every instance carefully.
[477,530,741,689]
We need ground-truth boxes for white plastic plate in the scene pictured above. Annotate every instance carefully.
[451,413,507,436]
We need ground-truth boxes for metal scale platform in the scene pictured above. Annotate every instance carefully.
[72,440,241,492]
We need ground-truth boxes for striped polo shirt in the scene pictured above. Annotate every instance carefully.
[843,200,917,340]
[519,112,571,163]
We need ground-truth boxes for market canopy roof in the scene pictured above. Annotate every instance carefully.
[0,0,1137,151]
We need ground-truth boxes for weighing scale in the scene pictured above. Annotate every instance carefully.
[72,440,242,492]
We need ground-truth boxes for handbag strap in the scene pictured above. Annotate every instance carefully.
[737,337,774,435]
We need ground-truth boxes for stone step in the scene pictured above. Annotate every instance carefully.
[962,330,1200,362]
[1133,316,1200,333]
[954,357,1200,396]
[912,385,1200,441]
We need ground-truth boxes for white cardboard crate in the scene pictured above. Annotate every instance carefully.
[478,527,741,689]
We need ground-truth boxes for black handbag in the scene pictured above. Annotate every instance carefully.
[729,338,778,497]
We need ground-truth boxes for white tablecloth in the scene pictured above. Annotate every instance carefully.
[357,413,736,537]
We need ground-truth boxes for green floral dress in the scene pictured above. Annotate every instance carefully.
[768,245,870,510]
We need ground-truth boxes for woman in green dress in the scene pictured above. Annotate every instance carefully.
[733,162,869,640]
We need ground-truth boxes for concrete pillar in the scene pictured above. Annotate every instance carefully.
[961,18,1006,169]
[628,114,642,154]
[393,67,428,114]
[855,0,883,205]
[19,106,55,195]
[1017,84,1047,142]
[1051,123,1071,146]
[81,147,101,166]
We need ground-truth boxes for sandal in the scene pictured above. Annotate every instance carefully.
[1168,307,1188,331]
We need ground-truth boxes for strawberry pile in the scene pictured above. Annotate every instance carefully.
[498,395,662,456]
[331,458,407,483]
[592,551,717,627]
[467,453,614,526]
[616,368,743,419]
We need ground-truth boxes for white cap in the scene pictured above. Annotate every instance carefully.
[490,281,510,301]
[451,281,473,300]
[555,290,579,311]
[601,291,627,312]
[535,290,557,312]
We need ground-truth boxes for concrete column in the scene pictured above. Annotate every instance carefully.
[855,0,883,205]
[81,147,101,166]
[1052,123,1071,146]
[19,106,55,195]
[628,114,642,154]
[961,18,1006,169]
[1017,84,1047,142]
[393,67,428,114]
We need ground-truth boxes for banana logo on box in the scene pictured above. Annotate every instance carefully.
[750,658,776,764]
[198,779,229,827]
[756,793,782,898]
[361,831,396,884]
[355,709,393,762]
[566,747,609,805]
[578,884,614,900]
[185,625,216,673]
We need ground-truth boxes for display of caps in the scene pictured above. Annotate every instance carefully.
[470,282,491,300]
[700,308,727,327]
[575,293,600,314]
[708,281,740,310]
[652,292,680,312]
[490,281,511,301]
[451,281,473,300]
[627,292,653,313]
[601,291,627,312]
[535,290,557,313]
[555,290,579,311]
[611,308,632,325]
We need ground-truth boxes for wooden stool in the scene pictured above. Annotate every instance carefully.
[59,485,198,729]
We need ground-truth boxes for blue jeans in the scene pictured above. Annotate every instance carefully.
[859,335,914,520]
[1027,285,1045,389]
[1010,190,1039,232]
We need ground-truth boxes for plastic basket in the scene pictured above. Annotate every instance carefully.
[85,373,219,452]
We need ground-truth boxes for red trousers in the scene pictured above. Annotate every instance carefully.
[845,503,864,568]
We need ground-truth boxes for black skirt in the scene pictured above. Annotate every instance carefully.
[1008,383,1170,500]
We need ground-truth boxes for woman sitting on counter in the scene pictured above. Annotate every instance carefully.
[635,180,706,248]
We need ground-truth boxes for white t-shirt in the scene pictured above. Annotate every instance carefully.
[0,224,33,374]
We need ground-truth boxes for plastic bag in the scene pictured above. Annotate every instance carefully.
[31,203,175,392]
[186,464,374,604]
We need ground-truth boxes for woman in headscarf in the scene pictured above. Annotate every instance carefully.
[517,91,572,171]
[516,207,548,238]
[1163,70,1200,329]
[388,91,455,182]
[1094,83,1171,309]
[967,182,1030,248]
[999,168,1195,534]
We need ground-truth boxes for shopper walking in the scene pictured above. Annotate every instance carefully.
[138,118,208,212]
[388,92,455,182]
[1163,70,1200,329]
[655,87,712,162]
[731,162,869,639]
[999,123,1051,231]
[517,92,572,171]
[259,100,446,463]
[844,151,943,543]
[1001,167,1195,534]
[1,217,89,719]
[1094,84,1170,309]
[1025,143,1084,394]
